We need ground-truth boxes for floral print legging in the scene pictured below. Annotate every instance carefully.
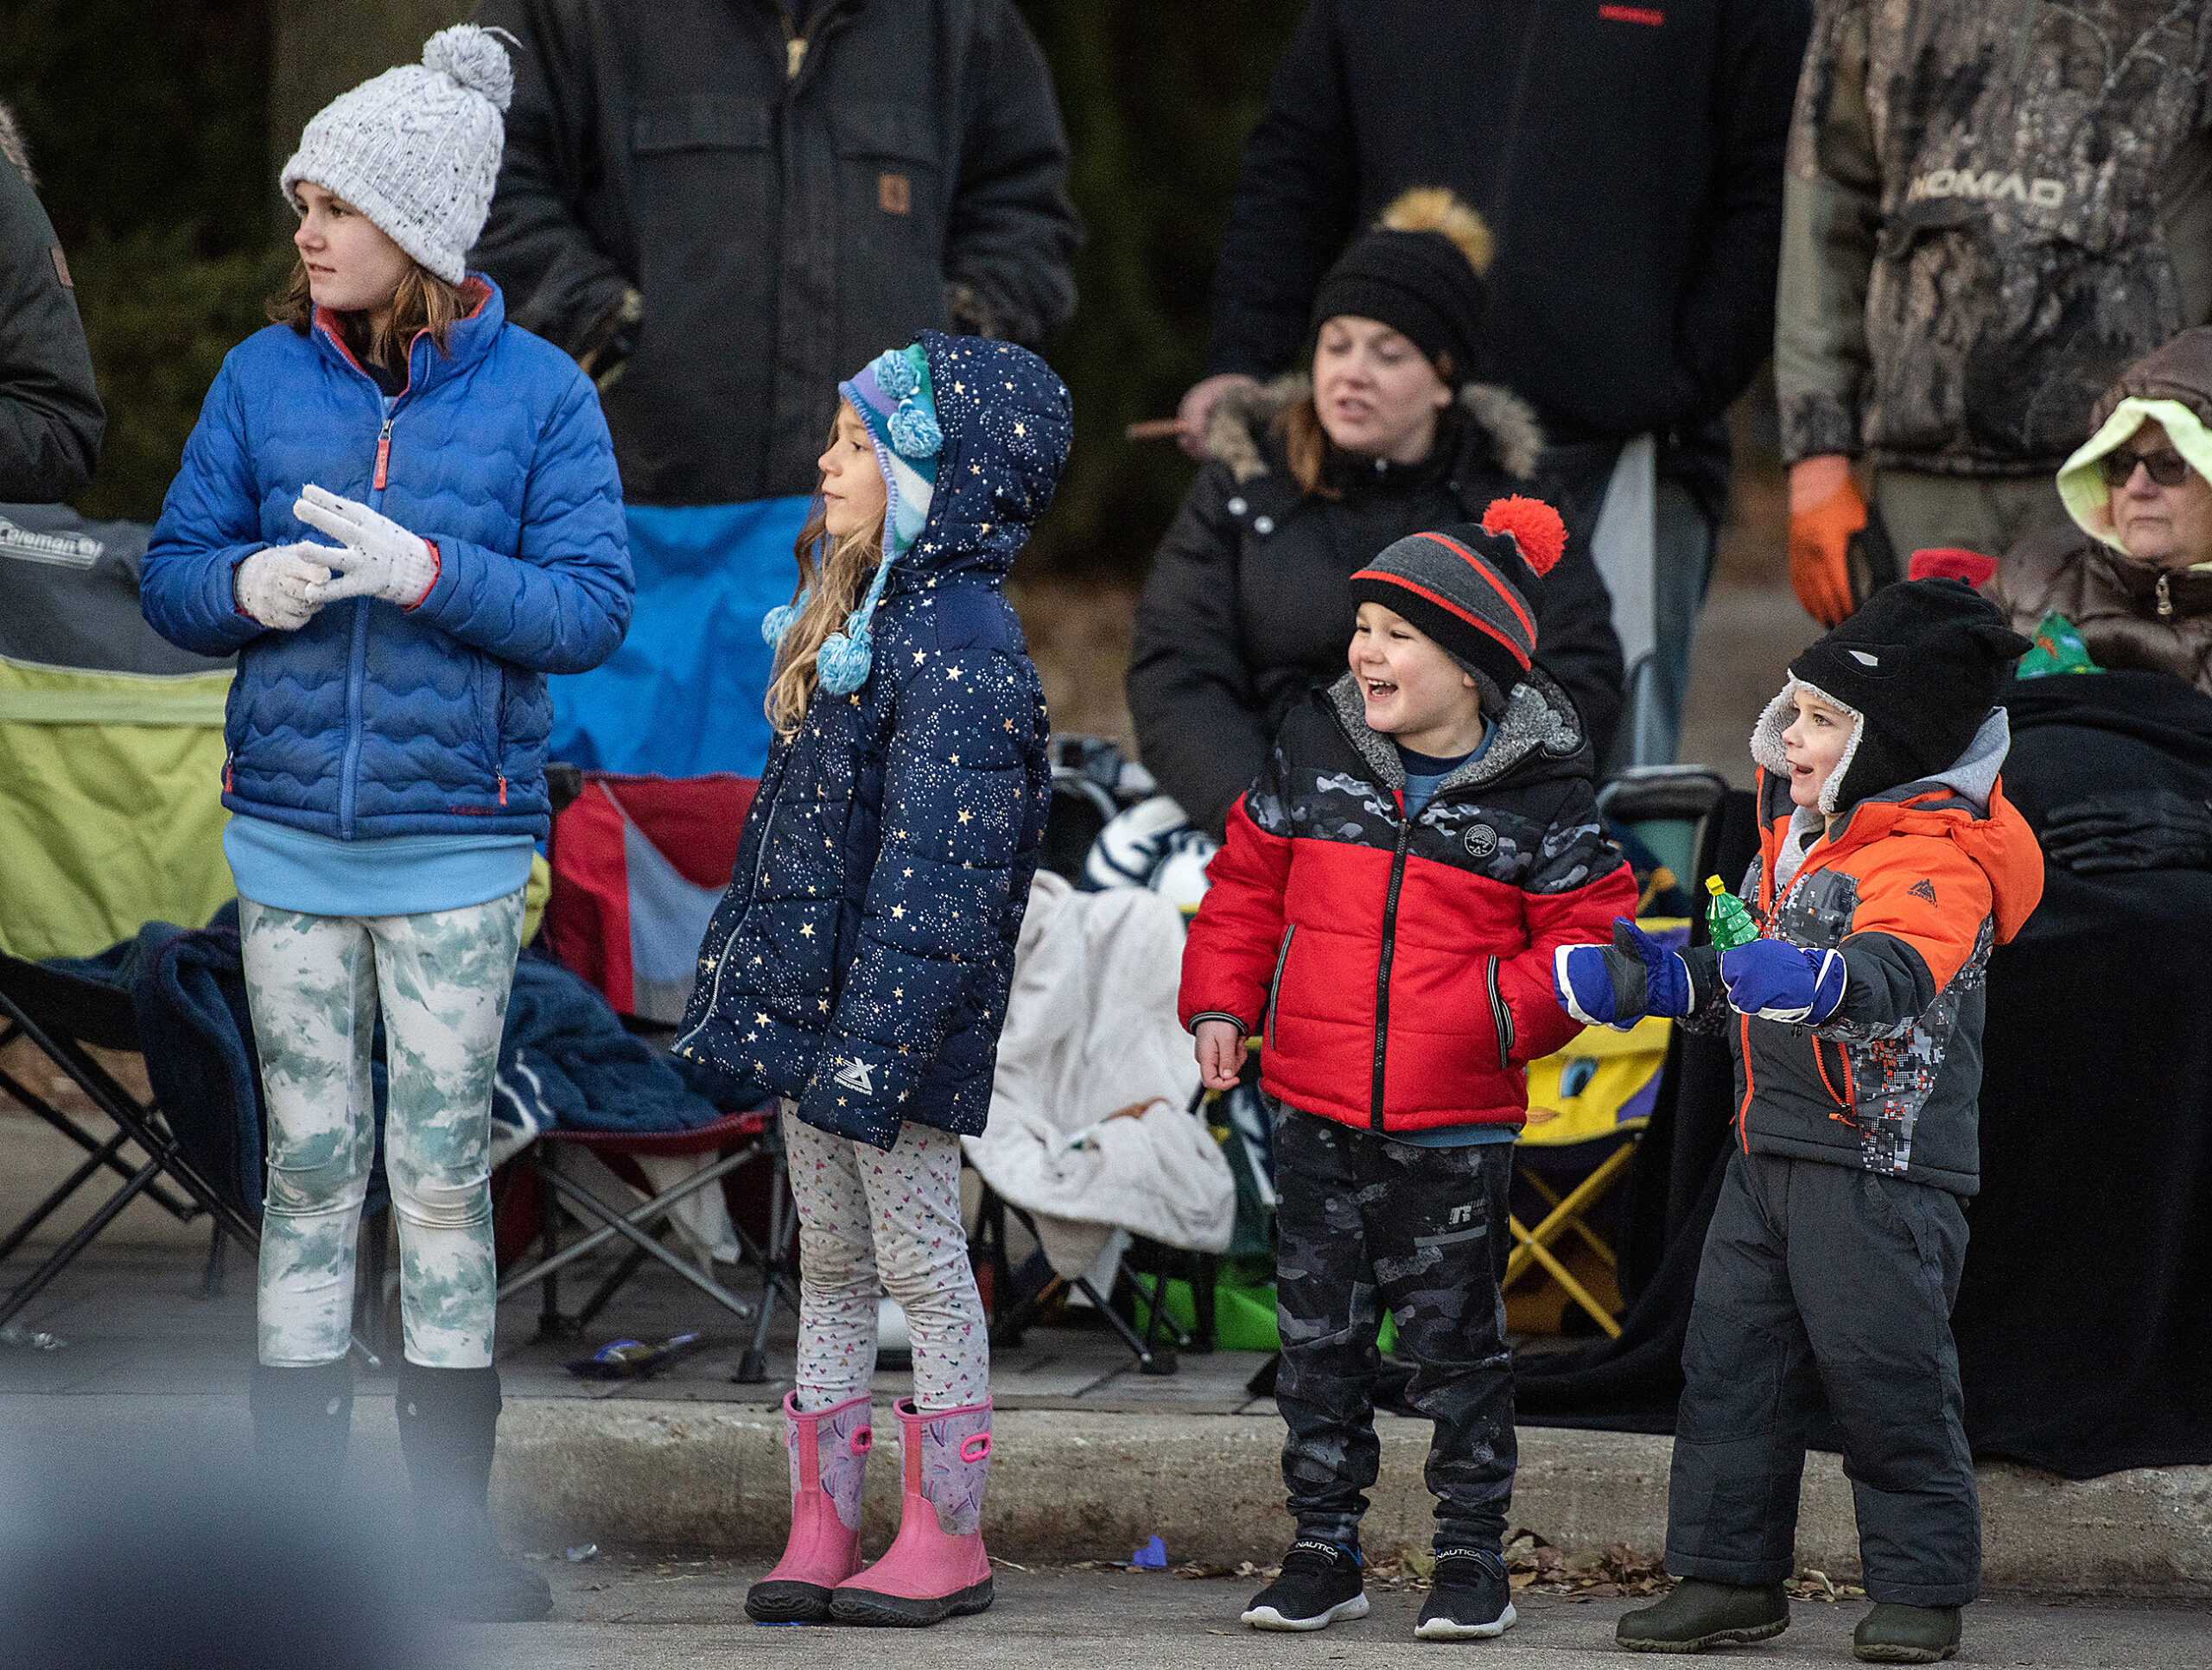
[239,892,522,1371]
[782,1108,988,1413]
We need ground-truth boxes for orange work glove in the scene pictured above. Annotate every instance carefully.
[1788,463,1864,627]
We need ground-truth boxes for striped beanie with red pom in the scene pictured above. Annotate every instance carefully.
[1346,495,1567,714]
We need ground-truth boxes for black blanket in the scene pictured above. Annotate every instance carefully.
[1519,673,2212,1479]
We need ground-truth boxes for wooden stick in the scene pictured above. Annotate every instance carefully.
[1124,417,1185,441]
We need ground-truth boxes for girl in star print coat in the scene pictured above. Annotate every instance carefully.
[675,331,1067,1629]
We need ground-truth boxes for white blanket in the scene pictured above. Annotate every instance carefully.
[964,872,1231,1278]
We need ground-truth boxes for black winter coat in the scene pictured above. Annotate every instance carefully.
[0,111,101,503]
[672,333,1066,1149]
[1128,376,1625,838]
[471,0,1079,506]
[1204,0,1808,450]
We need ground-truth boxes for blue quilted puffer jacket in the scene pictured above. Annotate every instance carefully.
[141,278,632,841]
[673,333,1069,1149]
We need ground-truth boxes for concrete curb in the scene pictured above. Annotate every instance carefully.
[492,1400,2212,1598]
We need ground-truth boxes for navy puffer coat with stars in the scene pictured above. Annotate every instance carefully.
[672,333,1067,1149]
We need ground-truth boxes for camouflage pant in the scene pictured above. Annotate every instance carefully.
[239,892,523,1370]
[1274,1106,1516,1554]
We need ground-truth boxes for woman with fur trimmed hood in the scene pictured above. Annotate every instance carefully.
[1128,190,1624,840]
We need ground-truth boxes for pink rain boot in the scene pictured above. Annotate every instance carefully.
[829,1396,994,1626]
[745,1390,873,1623]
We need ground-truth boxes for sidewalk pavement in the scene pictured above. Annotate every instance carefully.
[4,1102,2209,1600]
[447,1557,2212,1670]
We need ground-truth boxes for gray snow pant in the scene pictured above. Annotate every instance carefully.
[1273,1107,1516,1554]
[1667,1150,1980,1606]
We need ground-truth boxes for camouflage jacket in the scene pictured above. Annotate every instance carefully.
[1777,0,2212,475]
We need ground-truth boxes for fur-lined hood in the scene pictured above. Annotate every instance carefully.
[1200,371,1545,486]
[1751,679,2009,814]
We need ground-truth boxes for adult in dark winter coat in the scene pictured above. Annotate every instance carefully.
[472,0,1078,507]
[1130,191,1624,840]
[0,108,103,503]
[469,0,1078,778]
[1180,0,1808,766]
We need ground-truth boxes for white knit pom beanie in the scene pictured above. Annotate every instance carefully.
[279,25,514,285]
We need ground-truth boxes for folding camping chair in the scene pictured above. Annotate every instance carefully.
[1503,765,1733,1335]
[1510,1006,1675,1337]
[494,1106,803,1381]
[522,768,801,1380]
[0,518,263,1331]
[0,953,263,1332]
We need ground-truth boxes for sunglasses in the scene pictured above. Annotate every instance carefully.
[2100,447,2195,488]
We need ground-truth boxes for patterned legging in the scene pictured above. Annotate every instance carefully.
[783,1109,988,1413]
[238,892,522,1370]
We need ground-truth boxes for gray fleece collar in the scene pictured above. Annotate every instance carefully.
[1328,668,1581,796]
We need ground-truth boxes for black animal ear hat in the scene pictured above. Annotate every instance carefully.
[1752,578,2031,812]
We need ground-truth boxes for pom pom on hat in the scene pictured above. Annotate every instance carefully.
[761,589,809,646]
[887,401,943,460]
[423,23,515,111]
[1481,495,1567,577]
[870,348,920,403]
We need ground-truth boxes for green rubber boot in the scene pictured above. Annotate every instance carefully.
[1853,1603,1961,1663]
[1616,1578,1789,1653]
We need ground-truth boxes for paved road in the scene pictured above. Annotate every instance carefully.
[455,1555,2211,1670]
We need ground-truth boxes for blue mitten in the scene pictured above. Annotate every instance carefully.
[1719,937,1847,1024]
[1554,919,1698,1028]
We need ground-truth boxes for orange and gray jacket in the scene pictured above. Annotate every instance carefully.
[1707,708,2044,1195]
[1776,0,2212,475]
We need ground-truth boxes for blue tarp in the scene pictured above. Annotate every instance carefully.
[549,497,812,778]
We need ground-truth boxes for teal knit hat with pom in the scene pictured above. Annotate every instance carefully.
[762,342,943,695]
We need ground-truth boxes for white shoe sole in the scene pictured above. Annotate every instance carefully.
[1243,1593,1372,1632]
[1414,1600,1518,1641]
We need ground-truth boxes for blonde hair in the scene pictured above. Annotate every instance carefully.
[765,497,885,738]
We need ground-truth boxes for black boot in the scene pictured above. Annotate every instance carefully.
[250,1358,354,1514]
[1616,1578,1790,1652]
[1853,1603,1961,1663]
[394,1361,553,1622]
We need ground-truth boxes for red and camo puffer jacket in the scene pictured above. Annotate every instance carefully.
[1179,670,1637,1135]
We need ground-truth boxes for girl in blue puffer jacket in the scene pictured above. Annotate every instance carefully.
[673,333,1068,1629]
[139,28,630,1622]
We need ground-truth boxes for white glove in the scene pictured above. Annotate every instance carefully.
[294,483,440,607]
[232,543,334,632]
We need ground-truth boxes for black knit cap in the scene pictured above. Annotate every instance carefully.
[1790,578,2031,808]
[1348,502,1563,714]
[1310,228,1486,378]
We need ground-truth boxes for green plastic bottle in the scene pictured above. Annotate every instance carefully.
[1705,875,1758,952]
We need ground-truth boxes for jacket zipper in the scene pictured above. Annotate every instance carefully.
[781,2,836,80]
[2158,571,2175,619]
[1370,817,1414,1129]
[373,416,393,490]
[1266,924,1296,1051]
[1485,956,1514,1070]
[671,768,783,1057]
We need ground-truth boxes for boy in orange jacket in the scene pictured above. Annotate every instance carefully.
[1556,579,2043,1664]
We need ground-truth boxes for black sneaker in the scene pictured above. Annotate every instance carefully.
[1241,1540,1368,1632]
[1415,1548,1516,1641]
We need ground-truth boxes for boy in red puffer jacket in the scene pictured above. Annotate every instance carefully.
[1179,498,1636,1643]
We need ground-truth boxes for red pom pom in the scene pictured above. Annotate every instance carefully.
[1481,494,1567,577]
